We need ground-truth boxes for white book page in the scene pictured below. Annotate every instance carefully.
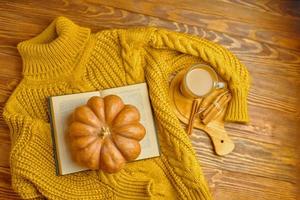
[50,91,100,175]
[102,83,160,160]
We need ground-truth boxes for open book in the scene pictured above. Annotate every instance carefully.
[49,83,160,175]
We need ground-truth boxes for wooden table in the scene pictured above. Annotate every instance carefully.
[0,1,299,199]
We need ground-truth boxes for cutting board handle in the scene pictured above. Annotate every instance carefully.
[204,126,234,156]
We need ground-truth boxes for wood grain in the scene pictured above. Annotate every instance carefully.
[0,0,299,199]
[96,0,300,51]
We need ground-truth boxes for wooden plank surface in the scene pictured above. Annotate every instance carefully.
[0,0,299,199]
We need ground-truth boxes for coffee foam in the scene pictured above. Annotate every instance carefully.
[186,68,213,96]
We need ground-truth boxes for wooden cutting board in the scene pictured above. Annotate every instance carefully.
[169,69,234,156]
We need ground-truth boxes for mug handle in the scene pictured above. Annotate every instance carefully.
[214,82,226,89]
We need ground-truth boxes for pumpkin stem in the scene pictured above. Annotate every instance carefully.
[98,126,111,138]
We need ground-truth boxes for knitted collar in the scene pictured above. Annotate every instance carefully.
[17,17,90,79]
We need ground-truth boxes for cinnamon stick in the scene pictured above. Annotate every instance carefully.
[186,98,202,135]
[200,89,225,109]
[201,93,232,124]
[201,90,229,118]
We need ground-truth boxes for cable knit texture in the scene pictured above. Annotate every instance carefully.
[3,17,250,199]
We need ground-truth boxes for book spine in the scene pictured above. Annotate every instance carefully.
[48,97,60,176]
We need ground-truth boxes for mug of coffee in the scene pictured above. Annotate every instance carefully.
[180,64,225,98]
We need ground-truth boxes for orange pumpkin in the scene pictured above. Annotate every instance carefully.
[68,95,146,173]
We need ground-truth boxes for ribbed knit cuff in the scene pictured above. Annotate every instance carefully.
[225,88,249,123]
[99,171,153,199]
[114,176,154,198]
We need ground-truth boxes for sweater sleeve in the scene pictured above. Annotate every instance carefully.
[3,108,44,199]
[150,28,251,123]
